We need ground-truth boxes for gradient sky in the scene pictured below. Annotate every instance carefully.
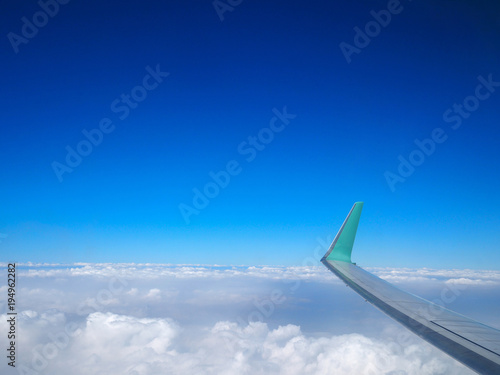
[2,0,500,268]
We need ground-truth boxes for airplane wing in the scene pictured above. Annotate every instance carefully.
[321,202,500,375]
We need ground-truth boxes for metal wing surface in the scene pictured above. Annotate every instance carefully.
[321,202,500,375]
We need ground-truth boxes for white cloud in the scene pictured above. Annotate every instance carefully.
[126,288,139,296]
[145,288,161,299]
[368,267,500,286]
[445,277,498,285]
[14,263,500,287]
[16,263,336,282]
[9,311,470,375]
[3,263,496,374]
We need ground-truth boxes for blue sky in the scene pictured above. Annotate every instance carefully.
[1,0,500,268]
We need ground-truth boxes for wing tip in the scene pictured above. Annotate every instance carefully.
[322,201,364,263]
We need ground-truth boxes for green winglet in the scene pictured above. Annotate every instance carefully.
[322,202,364,263]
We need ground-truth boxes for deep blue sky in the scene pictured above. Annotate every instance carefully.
[1,0,500,268]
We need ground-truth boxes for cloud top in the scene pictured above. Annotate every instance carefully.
[8,263,500,286]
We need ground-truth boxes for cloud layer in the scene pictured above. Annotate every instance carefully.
[3,311,470,375]
[2,263,497,374]
[8,262,500,286]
